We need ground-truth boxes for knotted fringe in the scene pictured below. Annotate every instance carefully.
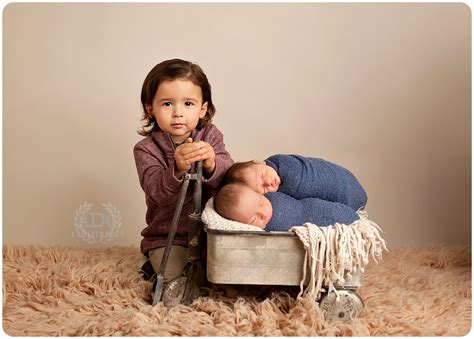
[290,210,388,301]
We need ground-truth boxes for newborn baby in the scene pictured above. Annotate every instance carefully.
[214,154,366,231]
[214,182,273,229]
[214,182,360,230]
[222,155,367,211]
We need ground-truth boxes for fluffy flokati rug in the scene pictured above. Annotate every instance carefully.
[2,244,471,336]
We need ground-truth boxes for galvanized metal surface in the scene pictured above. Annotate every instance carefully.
[319,290,364,322]
[205,227,363,287]
[162,277,200,308]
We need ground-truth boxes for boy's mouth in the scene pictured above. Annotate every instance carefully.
[171,123,184,128]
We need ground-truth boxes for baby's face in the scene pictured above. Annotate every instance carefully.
[234,187,273,229]
[240,162,281,194]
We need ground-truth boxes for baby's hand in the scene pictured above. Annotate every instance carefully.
[174,138,202,178]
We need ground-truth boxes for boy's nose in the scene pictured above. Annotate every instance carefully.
[172,107,184,118]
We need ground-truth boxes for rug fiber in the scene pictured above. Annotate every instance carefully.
[2,244,471,336]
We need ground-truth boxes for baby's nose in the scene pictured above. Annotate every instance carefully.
[264,178,274,187]
[264,181,277,192]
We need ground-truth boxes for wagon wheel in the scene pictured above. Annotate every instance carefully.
[319,289,364,322]
[162,276,200,308]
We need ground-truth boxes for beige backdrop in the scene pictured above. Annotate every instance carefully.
[3,3,471,249]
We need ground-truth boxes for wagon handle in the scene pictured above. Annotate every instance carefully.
[152,161,203,306]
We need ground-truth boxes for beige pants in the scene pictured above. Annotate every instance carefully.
[149,246,188,282]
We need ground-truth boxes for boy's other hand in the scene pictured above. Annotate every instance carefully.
[174,138,198,178]
[174,138,215,178]
[195,141,216,175]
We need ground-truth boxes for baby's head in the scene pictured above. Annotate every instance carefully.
[214,182,273,229]
[223,160,281,194]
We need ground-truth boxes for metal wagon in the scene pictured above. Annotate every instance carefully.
[204,226,365,322]
[152,161,365,322]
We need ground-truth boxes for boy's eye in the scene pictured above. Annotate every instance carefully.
[184,102,194,106]
[162,102,172,107]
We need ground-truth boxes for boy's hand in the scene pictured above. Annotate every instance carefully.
[174,138,199,178]
[194,141,216,175]
[174,138,216,178]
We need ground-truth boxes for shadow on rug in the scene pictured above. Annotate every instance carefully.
[2,244,471,336]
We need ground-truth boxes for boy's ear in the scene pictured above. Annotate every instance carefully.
[199,102,208,118]
[145,104,153,116]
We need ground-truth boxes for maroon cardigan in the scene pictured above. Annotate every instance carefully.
[133,124,234,256]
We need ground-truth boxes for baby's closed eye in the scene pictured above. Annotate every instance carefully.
[249,215,258,225]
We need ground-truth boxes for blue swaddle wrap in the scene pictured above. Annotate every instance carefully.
[265,192,360,231]
[265,154,367,211]
[263,154,367,231]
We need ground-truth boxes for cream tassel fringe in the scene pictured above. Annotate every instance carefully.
[290,210,388,301]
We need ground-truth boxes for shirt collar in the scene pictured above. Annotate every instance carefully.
[151,129,199,153]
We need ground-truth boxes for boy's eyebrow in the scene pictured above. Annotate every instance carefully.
[157,98,173,103]
[157,97,198,102]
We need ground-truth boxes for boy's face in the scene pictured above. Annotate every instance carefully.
[240,162,281,194]
[233,186,273,229]
[146,79,208,143]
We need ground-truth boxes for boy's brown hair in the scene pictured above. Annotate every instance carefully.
[138,58,216,136]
